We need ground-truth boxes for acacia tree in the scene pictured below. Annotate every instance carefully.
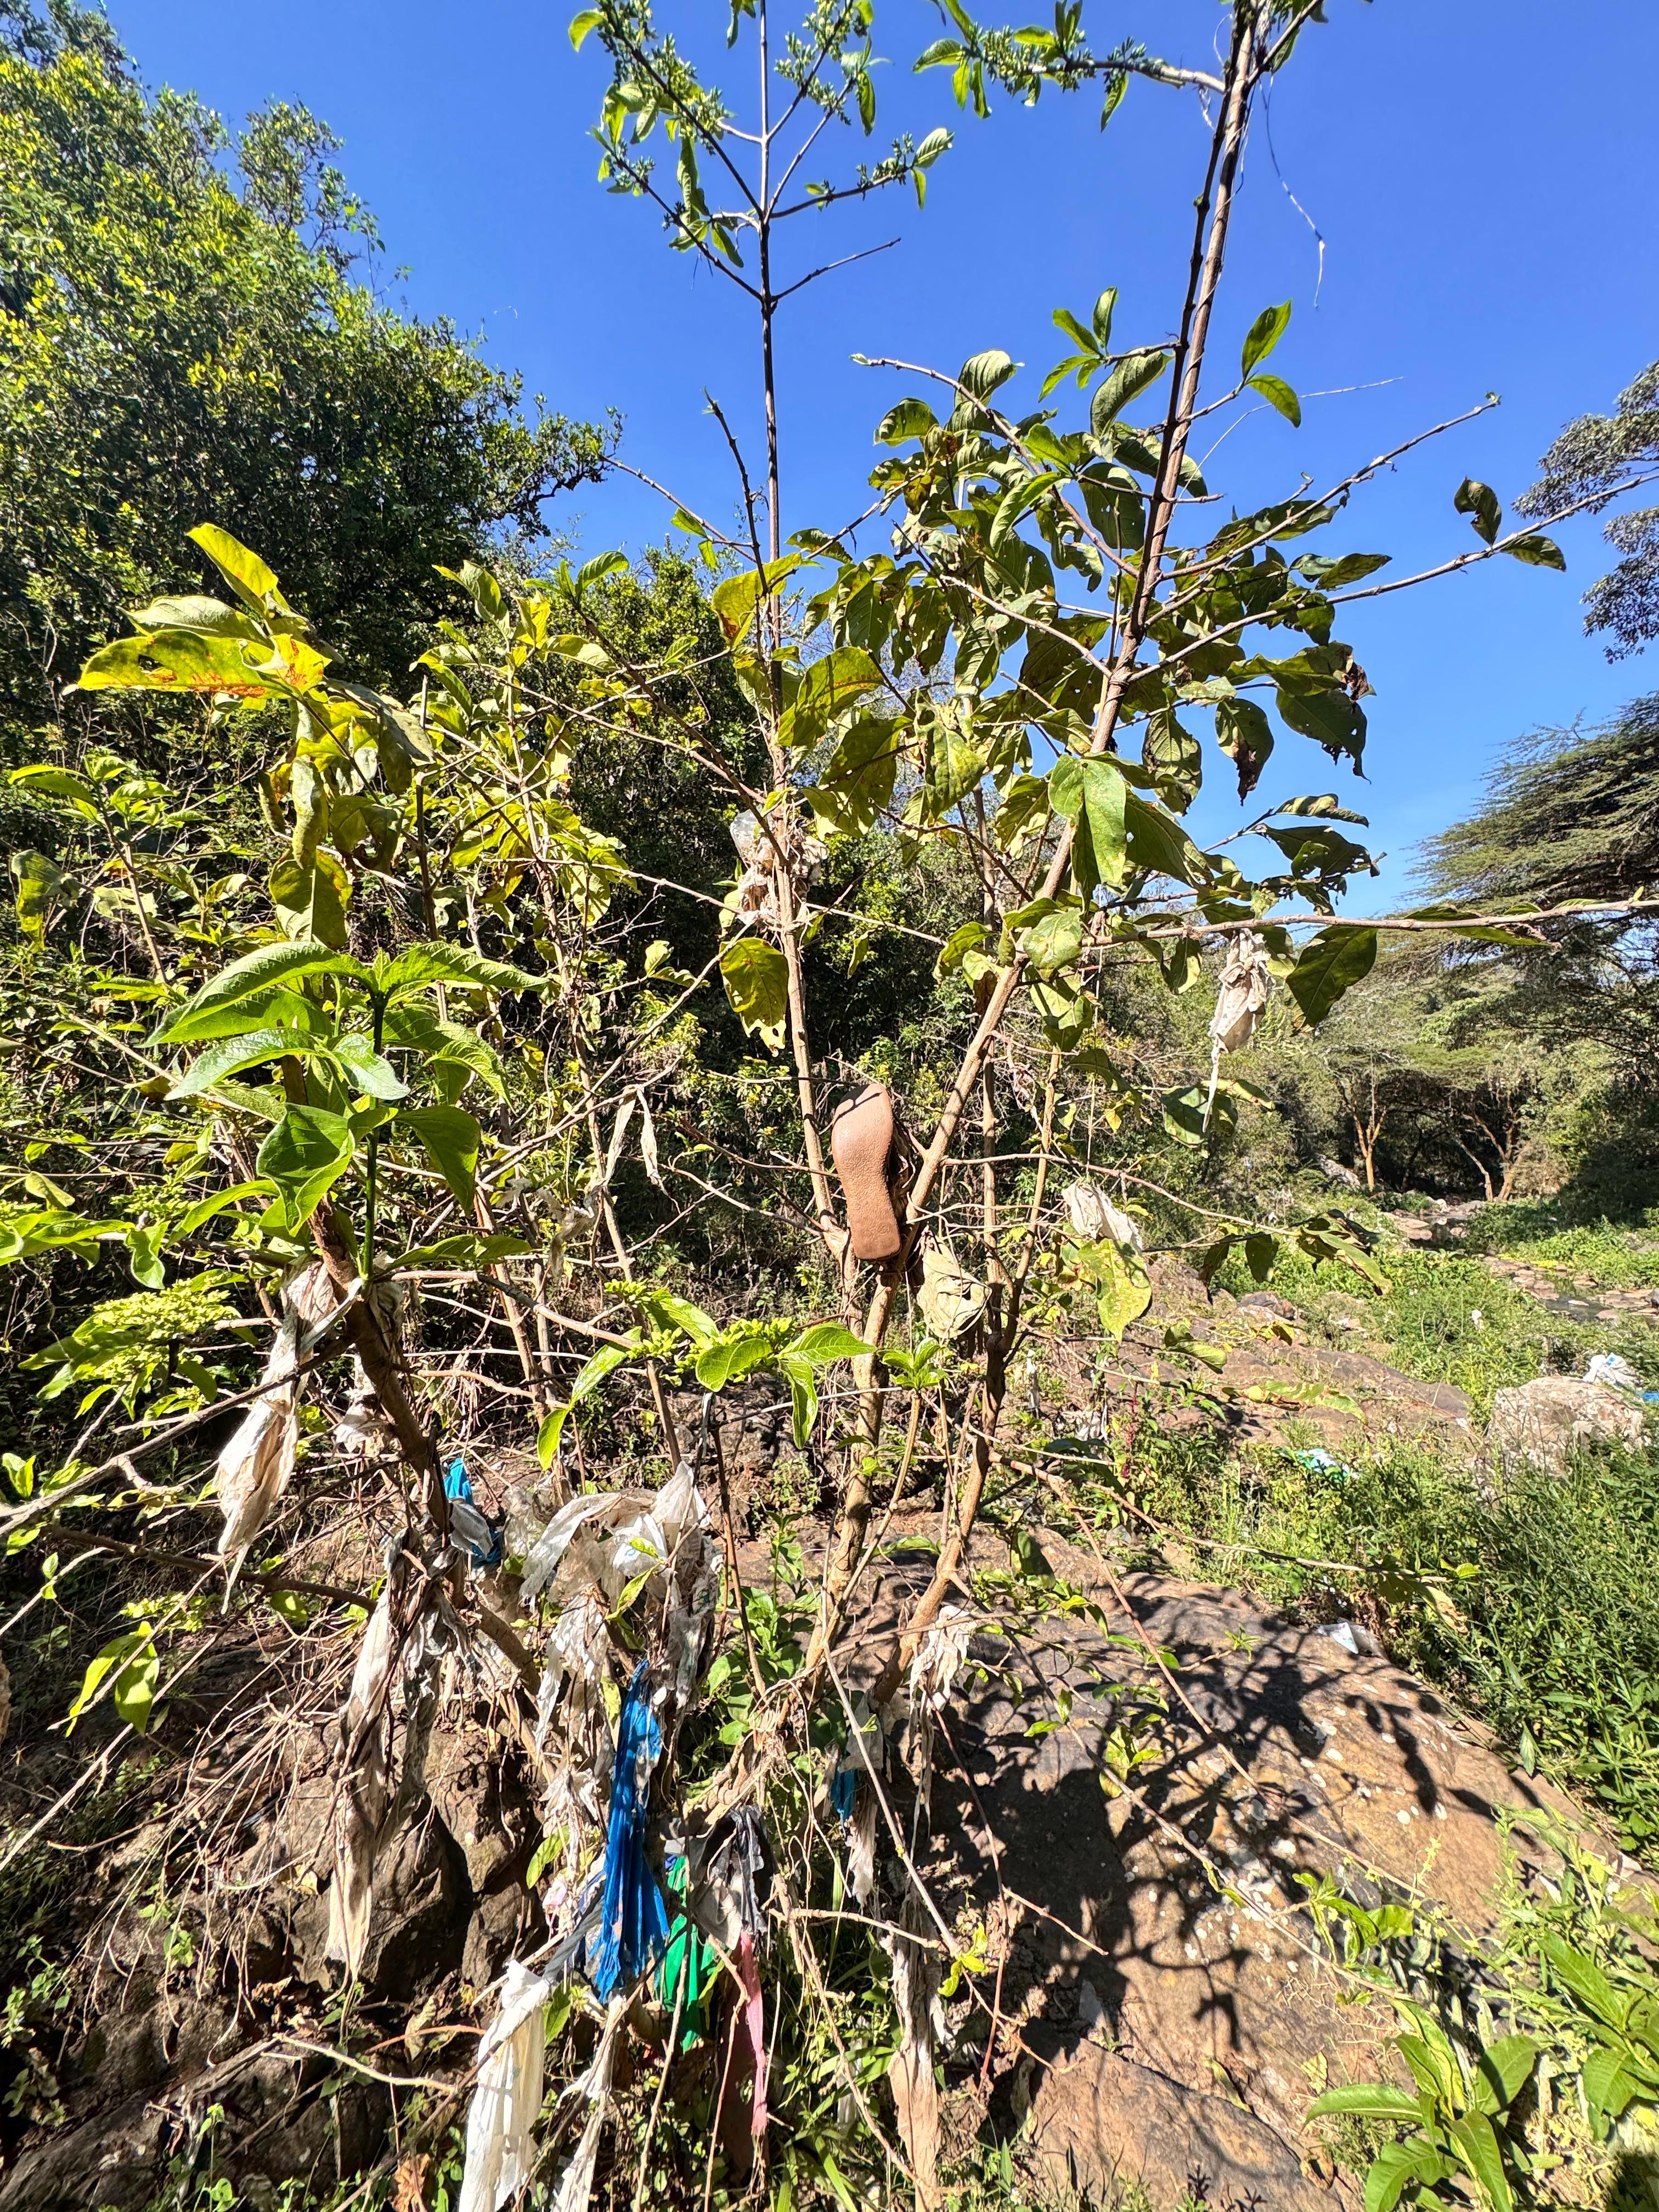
[8,3,1659,2207]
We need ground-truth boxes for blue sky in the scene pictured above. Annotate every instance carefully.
[108,0,1658,904]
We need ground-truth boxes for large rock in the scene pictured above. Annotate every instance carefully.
[836,1536,1601,2211]
[1488,1374,1645,1475]
[1030,2046,1344,2212]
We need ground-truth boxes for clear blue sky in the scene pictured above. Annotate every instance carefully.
[108,0,1658,904]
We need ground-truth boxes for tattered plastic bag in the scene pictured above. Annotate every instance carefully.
[215,1262,336,1561]
[325,1544,445,1979]
[885,1881,946,2212]
[589,1662,669,2000]
[698,1804,774,2138]
[916,1244,987,1344]
[1063,1180,1142,1252]
[1205,930,1271,1124]
[445,1458,504,1568]
[905,1605,975,1812]
[456,1957,552,2212]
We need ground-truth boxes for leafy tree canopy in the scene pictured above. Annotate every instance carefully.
[1520,361,1659,660]
[0,0,611,729]
[1420,694,1659,910]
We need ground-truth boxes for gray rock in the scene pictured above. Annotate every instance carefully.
[1487,1375,1646,1476]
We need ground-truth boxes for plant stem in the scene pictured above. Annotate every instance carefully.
[823,0,1269,1608]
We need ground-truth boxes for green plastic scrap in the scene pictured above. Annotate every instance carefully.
[658,1854,716,2049]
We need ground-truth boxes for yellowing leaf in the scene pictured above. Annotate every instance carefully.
[719,936,789,1051]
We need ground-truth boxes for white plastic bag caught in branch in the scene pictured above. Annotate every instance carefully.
[456,1957,553,2212]
[215,1261,336,1561]
[1205,930,1273,1129]
[546,2005,624,2212]
[1063,1181,1142,1252]
[885,1884,945,2212]
[326,1564,402,1978]
[1208,930,1272,1056]
[916,1244,987,1344]
[906,1605,974,1816]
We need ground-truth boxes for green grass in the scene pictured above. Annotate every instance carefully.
[1461,1201,1659,1288]
[1216,1235,1659,1416]
[1124,1422,1659,1852]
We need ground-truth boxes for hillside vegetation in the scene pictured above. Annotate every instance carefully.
[4,4,1659,2211]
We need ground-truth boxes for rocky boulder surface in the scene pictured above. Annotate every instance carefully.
[1488,1373,1647,1476]
[842,1533,1597,2211]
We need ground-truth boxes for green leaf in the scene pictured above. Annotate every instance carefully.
[1241,300,1292,378]
[576,549,629,591]
[639,1289,720,1347]
[922,702,986,816]
[1504,532,1565,570]
[537,1407,566,1467]
[1474,2036,1537,2117]
[1067,1235,1151,1338]
[778,647,883,752]
[569,6,602,46]
[11,766,100,819]
[127,1222,165,1290]
[167,1028,307,1101]
[1276,683,1366,766]
[1541,1937,1625,2029]
[1091,349,1170,433]
[1306,2084,1425,2121]
[1142,706,1202,808]
[1122,793,1211,888]
[572,1340,635,1404]
[1216,698,1275,800]
[379,942,543,1000]
[807,716,900,838]
[269,852,351,951]
[1091,286,1118,348]
[779,1352,819,1448]
[1454,477,1503,546]
[1294,552,1390,587]
[1286,925,1378,1026]
[876,397,939,445]
[159,943,366,1040]
[398,1231,528,1268]
[710,555,799,645]
[695,1331,775,1391]
[1248,373,1301,426]
[256,1105,354,1232]
[402,1104,481,1209]
[178,1182,269,1233]
[10,850,65,943]
[1051,306,1096,357]
[1051,756,1128,898]
[956,349,1017,407]
[540,1339,637,1463]
[74,629,285,700]
[69,1630,158,1735]
[331,1032,408,1102]
[188,522,290,614]
[125,594,264,639]
[1015,901,1083,978]
[1162,1084,1217,1149]
[1582,2042,1640,2129]
[1362,2140,1448,2212]
[789,1323,874,1366]
[719,937,790,1052]
[1446,2111,1511,2212]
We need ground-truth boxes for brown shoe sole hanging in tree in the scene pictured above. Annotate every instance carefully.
[831,1083,902,1262]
